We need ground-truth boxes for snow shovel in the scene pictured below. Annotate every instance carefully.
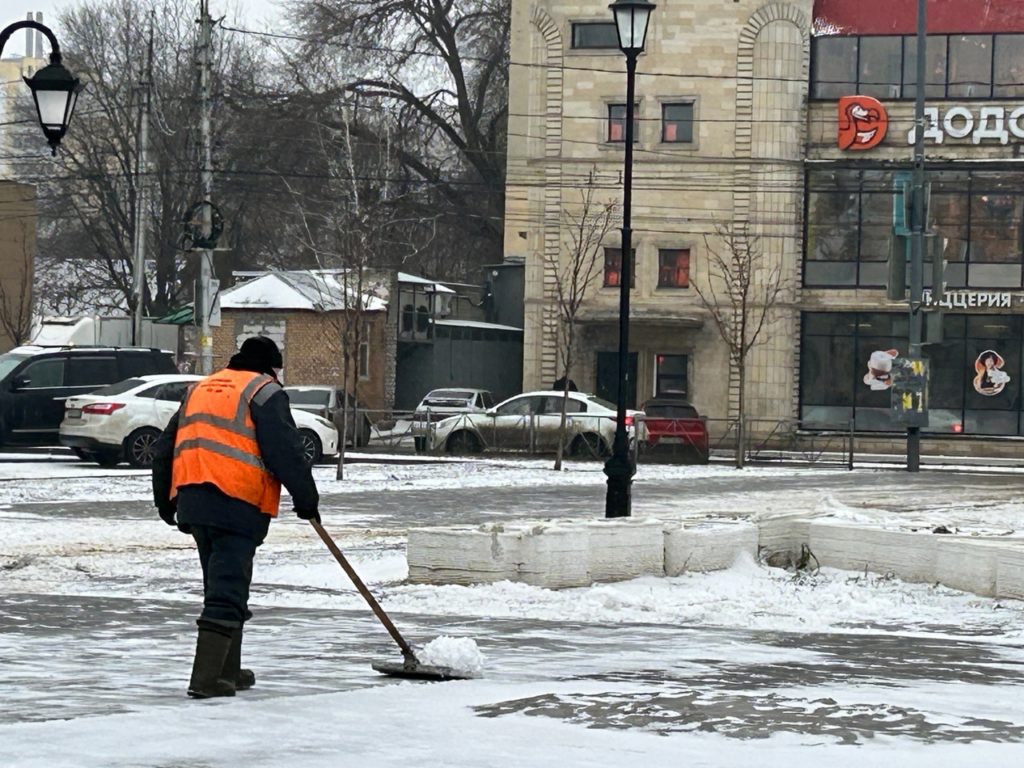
[309,519,470,681]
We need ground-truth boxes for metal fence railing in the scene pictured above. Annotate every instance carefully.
[347,407,855,468]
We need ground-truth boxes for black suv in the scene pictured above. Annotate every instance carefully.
[0,346,177,447]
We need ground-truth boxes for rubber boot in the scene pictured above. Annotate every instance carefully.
[224,627,256,691]
[187,626,236,699]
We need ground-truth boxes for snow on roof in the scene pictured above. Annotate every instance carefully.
[220,272,386,312]
[433,318,522,333]
[397,272,457,294]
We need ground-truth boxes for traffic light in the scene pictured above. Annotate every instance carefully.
[887,236,908,301]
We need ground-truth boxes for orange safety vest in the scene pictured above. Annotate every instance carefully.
[170,368,282,516]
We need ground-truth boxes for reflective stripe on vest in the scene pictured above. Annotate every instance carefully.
[170,369,282,516]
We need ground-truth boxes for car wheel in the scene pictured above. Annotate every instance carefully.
[125,427,162,469]
[446,430,482,455]
[94,449,122,468]
[571,433,609,460]
[298,429,323,466]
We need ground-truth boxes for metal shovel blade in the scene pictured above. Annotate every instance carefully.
[371,660,473,681]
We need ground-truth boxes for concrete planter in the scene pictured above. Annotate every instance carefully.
[809,521,937,584]
[664,520,758,576]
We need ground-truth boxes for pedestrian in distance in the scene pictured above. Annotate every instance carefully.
[152,336,320,699]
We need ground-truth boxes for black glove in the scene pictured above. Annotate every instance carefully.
[296,508,321,524]
[158,505,177,527]
[158,505,191,534]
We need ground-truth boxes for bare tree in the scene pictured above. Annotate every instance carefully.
[290,0,510,275]
[693,223,786,469]
[0,235,35,348]
[549,179,618,471]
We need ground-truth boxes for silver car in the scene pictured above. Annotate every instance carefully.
[429,390,642,458]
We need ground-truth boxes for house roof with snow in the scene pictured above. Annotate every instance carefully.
[219,271,387,312]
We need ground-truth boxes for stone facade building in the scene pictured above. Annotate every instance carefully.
[509,0,1024,448]
[506,0,812,430]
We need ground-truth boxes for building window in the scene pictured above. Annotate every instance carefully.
[858,36,902,99]
[805,169,1024,290]
[810,33,1021,101]
[603,248,636,288]
[571,22,619,50]
[657,249,690,288]
[608,103,639,143]
[661,103,694,143]
[811,36,858,98]
[655,354,688,397]
[994,34,1024,97]
[948,34,993,98]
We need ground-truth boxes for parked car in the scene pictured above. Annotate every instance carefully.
[0,345,176,449]
[638,397,709,463]
[412,388,494,451]
[59,374,338,468]
[284,386,372,447]
[429,390,641,458]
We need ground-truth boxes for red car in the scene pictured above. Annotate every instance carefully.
[639,397,710,463]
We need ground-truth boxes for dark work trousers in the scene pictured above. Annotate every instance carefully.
[191,524,262,628]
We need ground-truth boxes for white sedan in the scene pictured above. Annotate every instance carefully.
[58,374,338,468]
[428,390,642,458]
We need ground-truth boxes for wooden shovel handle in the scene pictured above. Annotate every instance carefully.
[310,519,416,660]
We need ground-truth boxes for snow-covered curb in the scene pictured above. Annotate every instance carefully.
[408,514,1024,600]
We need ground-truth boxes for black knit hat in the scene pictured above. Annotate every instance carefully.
[228,335,283,375]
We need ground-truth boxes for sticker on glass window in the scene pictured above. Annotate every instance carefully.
[863,348,899,390]
[973,349,1010,396]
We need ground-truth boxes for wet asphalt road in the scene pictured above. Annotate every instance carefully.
[3,591,1024,745]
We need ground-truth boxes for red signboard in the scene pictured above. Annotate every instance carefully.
[814,0,1024,35]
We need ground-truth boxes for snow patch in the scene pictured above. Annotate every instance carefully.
[417,635,485,678]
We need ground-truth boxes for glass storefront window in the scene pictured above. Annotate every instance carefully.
[806,170,1024,290]
[994,34,1024,97]
[811,37,857,98]
[947,35,994,98]
[858,37,902,99]
[902,34,947,99]
[800,312,1024,436]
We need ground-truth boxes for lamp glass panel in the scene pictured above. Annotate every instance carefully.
[35,90,71,127]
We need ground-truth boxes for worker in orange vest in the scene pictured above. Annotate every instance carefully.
[152,336,320,698]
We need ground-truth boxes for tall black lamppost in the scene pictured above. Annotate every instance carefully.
[604,0,655,519]
[0,19,82,154]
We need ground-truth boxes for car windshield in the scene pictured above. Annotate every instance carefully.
[423,390,475,405]
[92,378,147,396]
[0,353,29,381]
[286,389,330,405]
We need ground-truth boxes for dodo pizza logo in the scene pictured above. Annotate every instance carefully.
[838,95,888,151]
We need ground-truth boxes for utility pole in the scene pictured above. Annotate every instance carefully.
[131,14,154,347]
[907,0,927,472]
[197,0,215,374]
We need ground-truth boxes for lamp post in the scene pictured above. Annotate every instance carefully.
[0,20,82,155]
[604,0,654,519]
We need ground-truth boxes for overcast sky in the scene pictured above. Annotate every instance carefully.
[3,0,286,57]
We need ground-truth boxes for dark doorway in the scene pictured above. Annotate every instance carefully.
[596,351,638,409]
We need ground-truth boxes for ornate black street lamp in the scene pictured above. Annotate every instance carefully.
[605,0,655,519]
[0,20,82,154]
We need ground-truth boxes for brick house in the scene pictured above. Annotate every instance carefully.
[210,271,393,410]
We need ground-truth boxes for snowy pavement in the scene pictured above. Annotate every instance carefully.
[3,458,1024,765]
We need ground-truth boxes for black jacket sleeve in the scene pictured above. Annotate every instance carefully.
[152,406,181,512]
[250,386,320,514]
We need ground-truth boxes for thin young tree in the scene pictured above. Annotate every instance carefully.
[0,235,36,348]
[692,223,786,469]
[549,180,619,471]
